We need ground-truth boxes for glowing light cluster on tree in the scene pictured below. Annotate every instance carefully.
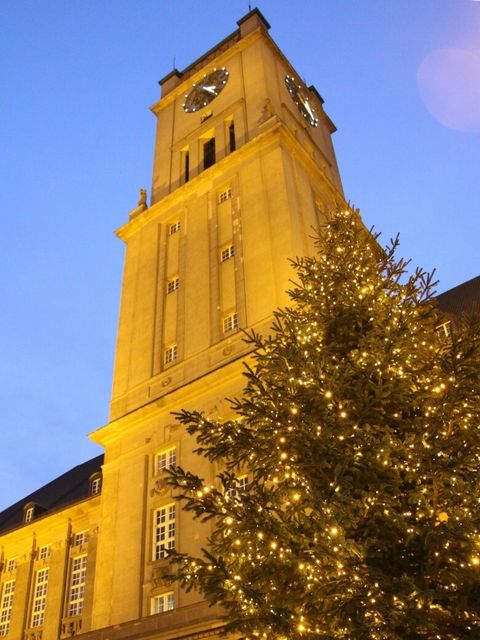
[167,210,480,639]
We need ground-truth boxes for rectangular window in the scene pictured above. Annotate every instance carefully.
[5,559,16,574]
[73,531,89,547]
[155,447,177,474]
[39,546,50,561]
[67,555,87,617]
[223,313,239,333]
[169,221,181,235]
[0,580,15,637]
[151,592,174,614]
[226,474,248,498]
[229,121,236,152]
[166,277,180,294]
[24,507,34,523]
[153,504,176,560]
[218,187,232,204]
[221,245,235,262]
[31,568,49,627]
[164,345,177,365]
[203,137,216,170]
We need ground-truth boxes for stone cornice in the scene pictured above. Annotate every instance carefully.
[116,119,344,243]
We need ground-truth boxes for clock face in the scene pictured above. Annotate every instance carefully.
[183,68,229,113]
[285,75,318,127]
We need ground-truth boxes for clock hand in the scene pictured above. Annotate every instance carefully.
[201,85,218,95]
[304,100,315,120]
[299,94,315,120]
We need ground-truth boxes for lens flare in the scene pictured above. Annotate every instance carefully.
[417,47,480,133]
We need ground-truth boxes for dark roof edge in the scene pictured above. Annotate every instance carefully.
[237,7,271,30]
[158,8,270,92]
[436,275,480,298]
[0,454,104,534]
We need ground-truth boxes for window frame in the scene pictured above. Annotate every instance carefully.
[150,592,174,615]
[155,447,177,475]
[169,221,181,235]
[30,567,49,628]
[164,345,177,365]
[24,506,34,524]
[0,580,15,637]
[166,277,180,294]
[436,320,452,344]
[5,559,16,574]
[221,245,235,262]
[218,187,232,204]
[153,504,176,561]
[38,545,50,561]
[66,555,87,618]
[223,312,239,333]
[73,530,89,547]
[90,475,102,496]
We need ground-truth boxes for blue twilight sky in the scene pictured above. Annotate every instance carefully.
[1,0,479,510]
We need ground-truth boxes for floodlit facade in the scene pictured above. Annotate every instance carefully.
[0,9,346,640]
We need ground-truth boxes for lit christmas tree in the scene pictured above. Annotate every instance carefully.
[167,210,480,639]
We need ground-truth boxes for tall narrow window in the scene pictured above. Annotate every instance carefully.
[153,504,176,560]
[184,150,190,183]
[24,506,34,523]
[31,568,49,627]
[67,556,87,617]
[229,121,236,152]
[0,580,15,637]
[151,592,174,614]
[203,137,216,169]
[181,148,190,184]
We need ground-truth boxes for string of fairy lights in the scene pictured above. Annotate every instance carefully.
[168,211,480,639]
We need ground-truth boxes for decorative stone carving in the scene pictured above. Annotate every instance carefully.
[60,617,82,638]
[258,98,273,124]
[161,376,172,388]
[128,188,148,220]
[138,188,147,207]
[152,563,174,587]
[152,475,170,496]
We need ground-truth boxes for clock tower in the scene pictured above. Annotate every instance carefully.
[88,7,345,635]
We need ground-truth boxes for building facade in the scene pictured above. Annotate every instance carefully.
[0,10,346,640]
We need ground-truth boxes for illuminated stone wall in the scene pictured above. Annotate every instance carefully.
[0,10,344,639]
